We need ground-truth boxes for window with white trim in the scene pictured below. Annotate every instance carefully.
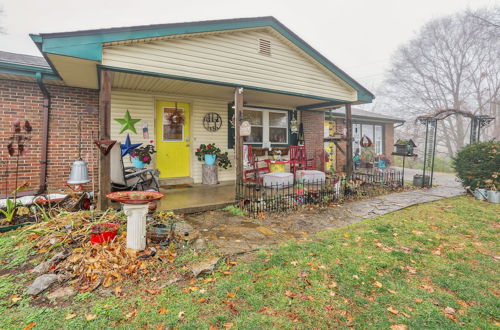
[242,108,288,145]
[352,122,384,155]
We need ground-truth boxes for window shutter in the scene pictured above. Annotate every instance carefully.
[227,104,235,149]
[289,110,298,146]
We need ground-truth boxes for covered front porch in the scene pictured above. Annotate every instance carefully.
[102,67,360,211]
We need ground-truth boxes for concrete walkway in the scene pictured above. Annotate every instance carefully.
[185,185,464,255]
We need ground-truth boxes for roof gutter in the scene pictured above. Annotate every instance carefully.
[13,73,50,198]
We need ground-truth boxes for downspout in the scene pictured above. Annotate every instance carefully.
[33,72,50,195]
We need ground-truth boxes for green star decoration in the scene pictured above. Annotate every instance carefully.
[114,110,141,134]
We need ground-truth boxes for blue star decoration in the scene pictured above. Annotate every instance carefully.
[114,110,141,134]
[121,134,142,157]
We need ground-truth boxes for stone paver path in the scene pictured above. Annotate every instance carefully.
[185,186,464,255]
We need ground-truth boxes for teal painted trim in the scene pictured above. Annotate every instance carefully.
[33,17,373,102]
[0,61,54,75]
[100,65,349,103]
[297,101,344,111]
[326,112,404,124]
[0,62,60,80]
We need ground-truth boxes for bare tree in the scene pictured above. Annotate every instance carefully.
[378,7,500,157]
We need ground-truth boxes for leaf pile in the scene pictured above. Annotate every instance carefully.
[26,210,125,253]
[56,233,151,292]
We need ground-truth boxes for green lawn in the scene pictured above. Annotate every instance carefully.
[1,196,499,329]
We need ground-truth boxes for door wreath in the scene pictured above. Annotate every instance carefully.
[165,102,185,128]
[361,135,373,148]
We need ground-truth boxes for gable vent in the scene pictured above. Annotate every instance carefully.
[259,39,271,56]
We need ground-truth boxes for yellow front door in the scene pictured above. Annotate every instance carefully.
[155,101,190,178]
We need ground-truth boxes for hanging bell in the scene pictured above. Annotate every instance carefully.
[67,159,90,185]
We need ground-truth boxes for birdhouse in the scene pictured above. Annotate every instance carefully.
[394,139,416,156]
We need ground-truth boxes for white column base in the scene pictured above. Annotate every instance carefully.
[122,203,149,251]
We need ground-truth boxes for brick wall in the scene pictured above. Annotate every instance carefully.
[0,79,99,195]
[300,110,324,171]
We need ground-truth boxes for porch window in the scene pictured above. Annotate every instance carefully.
[242,108,289,145]
[352,122,384,156]
[162,107,184,141]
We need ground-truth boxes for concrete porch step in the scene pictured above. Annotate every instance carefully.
[159,176,194,186]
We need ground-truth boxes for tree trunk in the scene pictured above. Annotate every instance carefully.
[202,164,218,185]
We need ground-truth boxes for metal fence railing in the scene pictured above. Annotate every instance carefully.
[235,170,403,217]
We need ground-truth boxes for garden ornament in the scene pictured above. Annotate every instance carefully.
[114,110,141,134]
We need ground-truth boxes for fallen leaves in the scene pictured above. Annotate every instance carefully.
[390,324,408,330]
[23,322,36,330]
[387,306,399,315]
[421,284,435,293]
[373,281,383,288]
[444,307,456,314]
[85,314,97,321]
[65,313,77,320]
[158,308,169,315]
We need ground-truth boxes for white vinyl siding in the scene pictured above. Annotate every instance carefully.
[110,89,235,183]
[103,29,357,102]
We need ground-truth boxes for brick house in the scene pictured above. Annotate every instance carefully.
[0,17,393,204]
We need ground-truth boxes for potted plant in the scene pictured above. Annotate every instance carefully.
[195,143,232,169]
[150,210,178,242]
[131,144,156,168]
[195,143,220,165]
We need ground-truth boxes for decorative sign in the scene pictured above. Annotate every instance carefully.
[203,112,222,132]
[240,120,251,137]
[114,110,141,134]
[121,134,142,157]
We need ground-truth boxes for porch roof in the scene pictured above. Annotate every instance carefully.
[108,69,344,109]
[30,17,374,104]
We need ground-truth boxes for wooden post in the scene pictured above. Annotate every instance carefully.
[234,87,244,184]
[98,70,112,210]
[345,103,353,176]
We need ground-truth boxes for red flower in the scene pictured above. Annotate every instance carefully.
[207,145,211,149]
[196,148,201,153]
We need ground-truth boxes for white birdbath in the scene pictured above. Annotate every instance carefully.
[122,203,149,251]
[106,191,164,251]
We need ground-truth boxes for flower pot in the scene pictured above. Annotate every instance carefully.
[90,223,119,244]
[204,154,217,166]
[473,188,487,200]
[487,190,500,203]
[132,157,145,168]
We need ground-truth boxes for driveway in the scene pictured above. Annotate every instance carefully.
[393,167,461,188]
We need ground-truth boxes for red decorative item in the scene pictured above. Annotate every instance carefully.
[361,135,373,148]
[90,223,119,244]
[94,139,117,155]
[106,191,164,204]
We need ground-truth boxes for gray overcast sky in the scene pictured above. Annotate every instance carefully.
[0,0,497,91]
